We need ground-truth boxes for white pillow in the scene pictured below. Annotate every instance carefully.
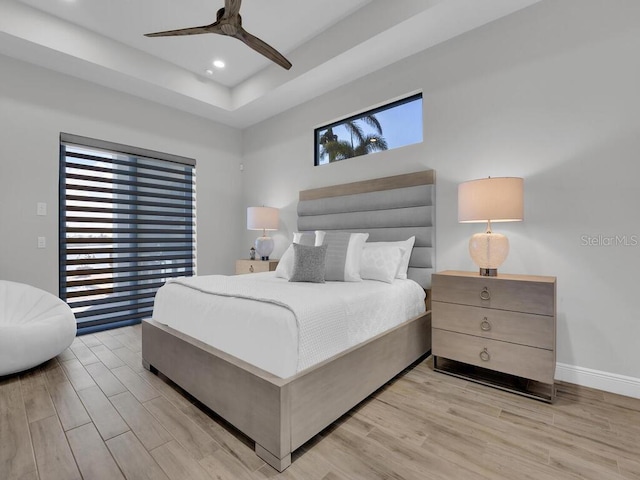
[314,231,369,282]
[363,236,415,279]
[360,245,406,283]
[275,244,294,279]
[275,232,318,279]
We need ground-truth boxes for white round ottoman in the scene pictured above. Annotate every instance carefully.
[0,280,77,376]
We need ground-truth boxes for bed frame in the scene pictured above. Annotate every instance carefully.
[142,170,435,471]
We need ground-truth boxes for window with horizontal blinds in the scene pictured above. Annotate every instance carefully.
[59,134,196,334]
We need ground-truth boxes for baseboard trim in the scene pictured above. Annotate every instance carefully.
[555,363,640,399]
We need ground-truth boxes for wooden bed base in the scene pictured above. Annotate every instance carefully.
[142,312,431,471]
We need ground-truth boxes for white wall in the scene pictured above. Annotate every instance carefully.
[242,0,640,387]
[0,55,244,294]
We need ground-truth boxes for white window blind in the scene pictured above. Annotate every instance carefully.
[59,134,196,334]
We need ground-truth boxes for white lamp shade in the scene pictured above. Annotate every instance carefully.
[247,206,279,231]
[458,177,524,223]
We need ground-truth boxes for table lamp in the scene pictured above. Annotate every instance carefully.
[247,206,279,260]
[458,177,524,276]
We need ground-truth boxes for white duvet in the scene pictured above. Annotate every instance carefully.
[152,272,425,378]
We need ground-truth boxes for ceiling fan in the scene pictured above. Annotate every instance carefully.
[144,0,292,70]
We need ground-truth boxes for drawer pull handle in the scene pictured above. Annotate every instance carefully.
[480,318,491,331]
[480,287,491,301]
[479,348,490,362]
[249,265,254,273]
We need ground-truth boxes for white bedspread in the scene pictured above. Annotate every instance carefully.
[153,272,426,378]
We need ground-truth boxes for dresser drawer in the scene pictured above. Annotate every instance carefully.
[432,301,554,350]
[432,273,555,316]
[235,260,278,275]
[432,329,555,384]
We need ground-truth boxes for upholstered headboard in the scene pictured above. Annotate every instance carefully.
[297,170,435,288]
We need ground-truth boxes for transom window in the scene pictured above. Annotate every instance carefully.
[314,93,423,166]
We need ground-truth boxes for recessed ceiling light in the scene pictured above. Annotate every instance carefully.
[205,69,214,75]
[213,60,225,69]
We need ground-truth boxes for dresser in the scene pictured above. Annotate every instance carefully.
[235,259,279,275]
[431,270,557,402]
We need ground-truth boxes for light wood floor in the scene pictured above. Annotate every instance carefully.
[2,323,640,480]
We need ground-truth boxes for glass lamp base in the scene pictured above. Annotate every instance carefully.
[255,236,274,260]
[469,232,509,276]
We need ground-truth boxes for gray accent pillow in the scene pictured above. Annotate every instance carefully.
[289,244,327,283]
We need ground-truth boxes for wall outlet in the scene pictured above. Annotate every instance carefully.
[37,202,47,216]
[37,237,46,249]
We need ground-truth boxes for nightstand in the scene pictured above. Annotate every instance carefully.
[431,270,557,402]
[235,259,279,275]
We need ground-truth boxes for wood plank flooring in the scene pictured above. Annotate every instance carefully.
[1,323,639,480]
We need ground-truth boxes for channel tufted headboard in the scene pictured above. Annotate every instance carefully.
[297,170,435,289]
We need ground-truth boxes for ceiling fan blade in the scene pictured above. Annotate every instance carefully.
[222,0,242,20]
[235,28,292,70]
[144,24,220,37]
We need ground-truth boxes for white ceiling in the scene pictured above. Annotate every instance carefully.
[0,0,541,128]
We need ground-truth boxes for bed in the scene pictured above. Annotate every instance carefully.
[141,169,435,471]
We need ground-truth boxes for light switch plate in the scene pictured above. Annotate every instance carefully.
[37,237,46,248]
[37,202,47,216]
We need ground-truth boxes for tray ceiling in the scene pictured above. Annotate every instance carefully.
[0,0,541,127]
